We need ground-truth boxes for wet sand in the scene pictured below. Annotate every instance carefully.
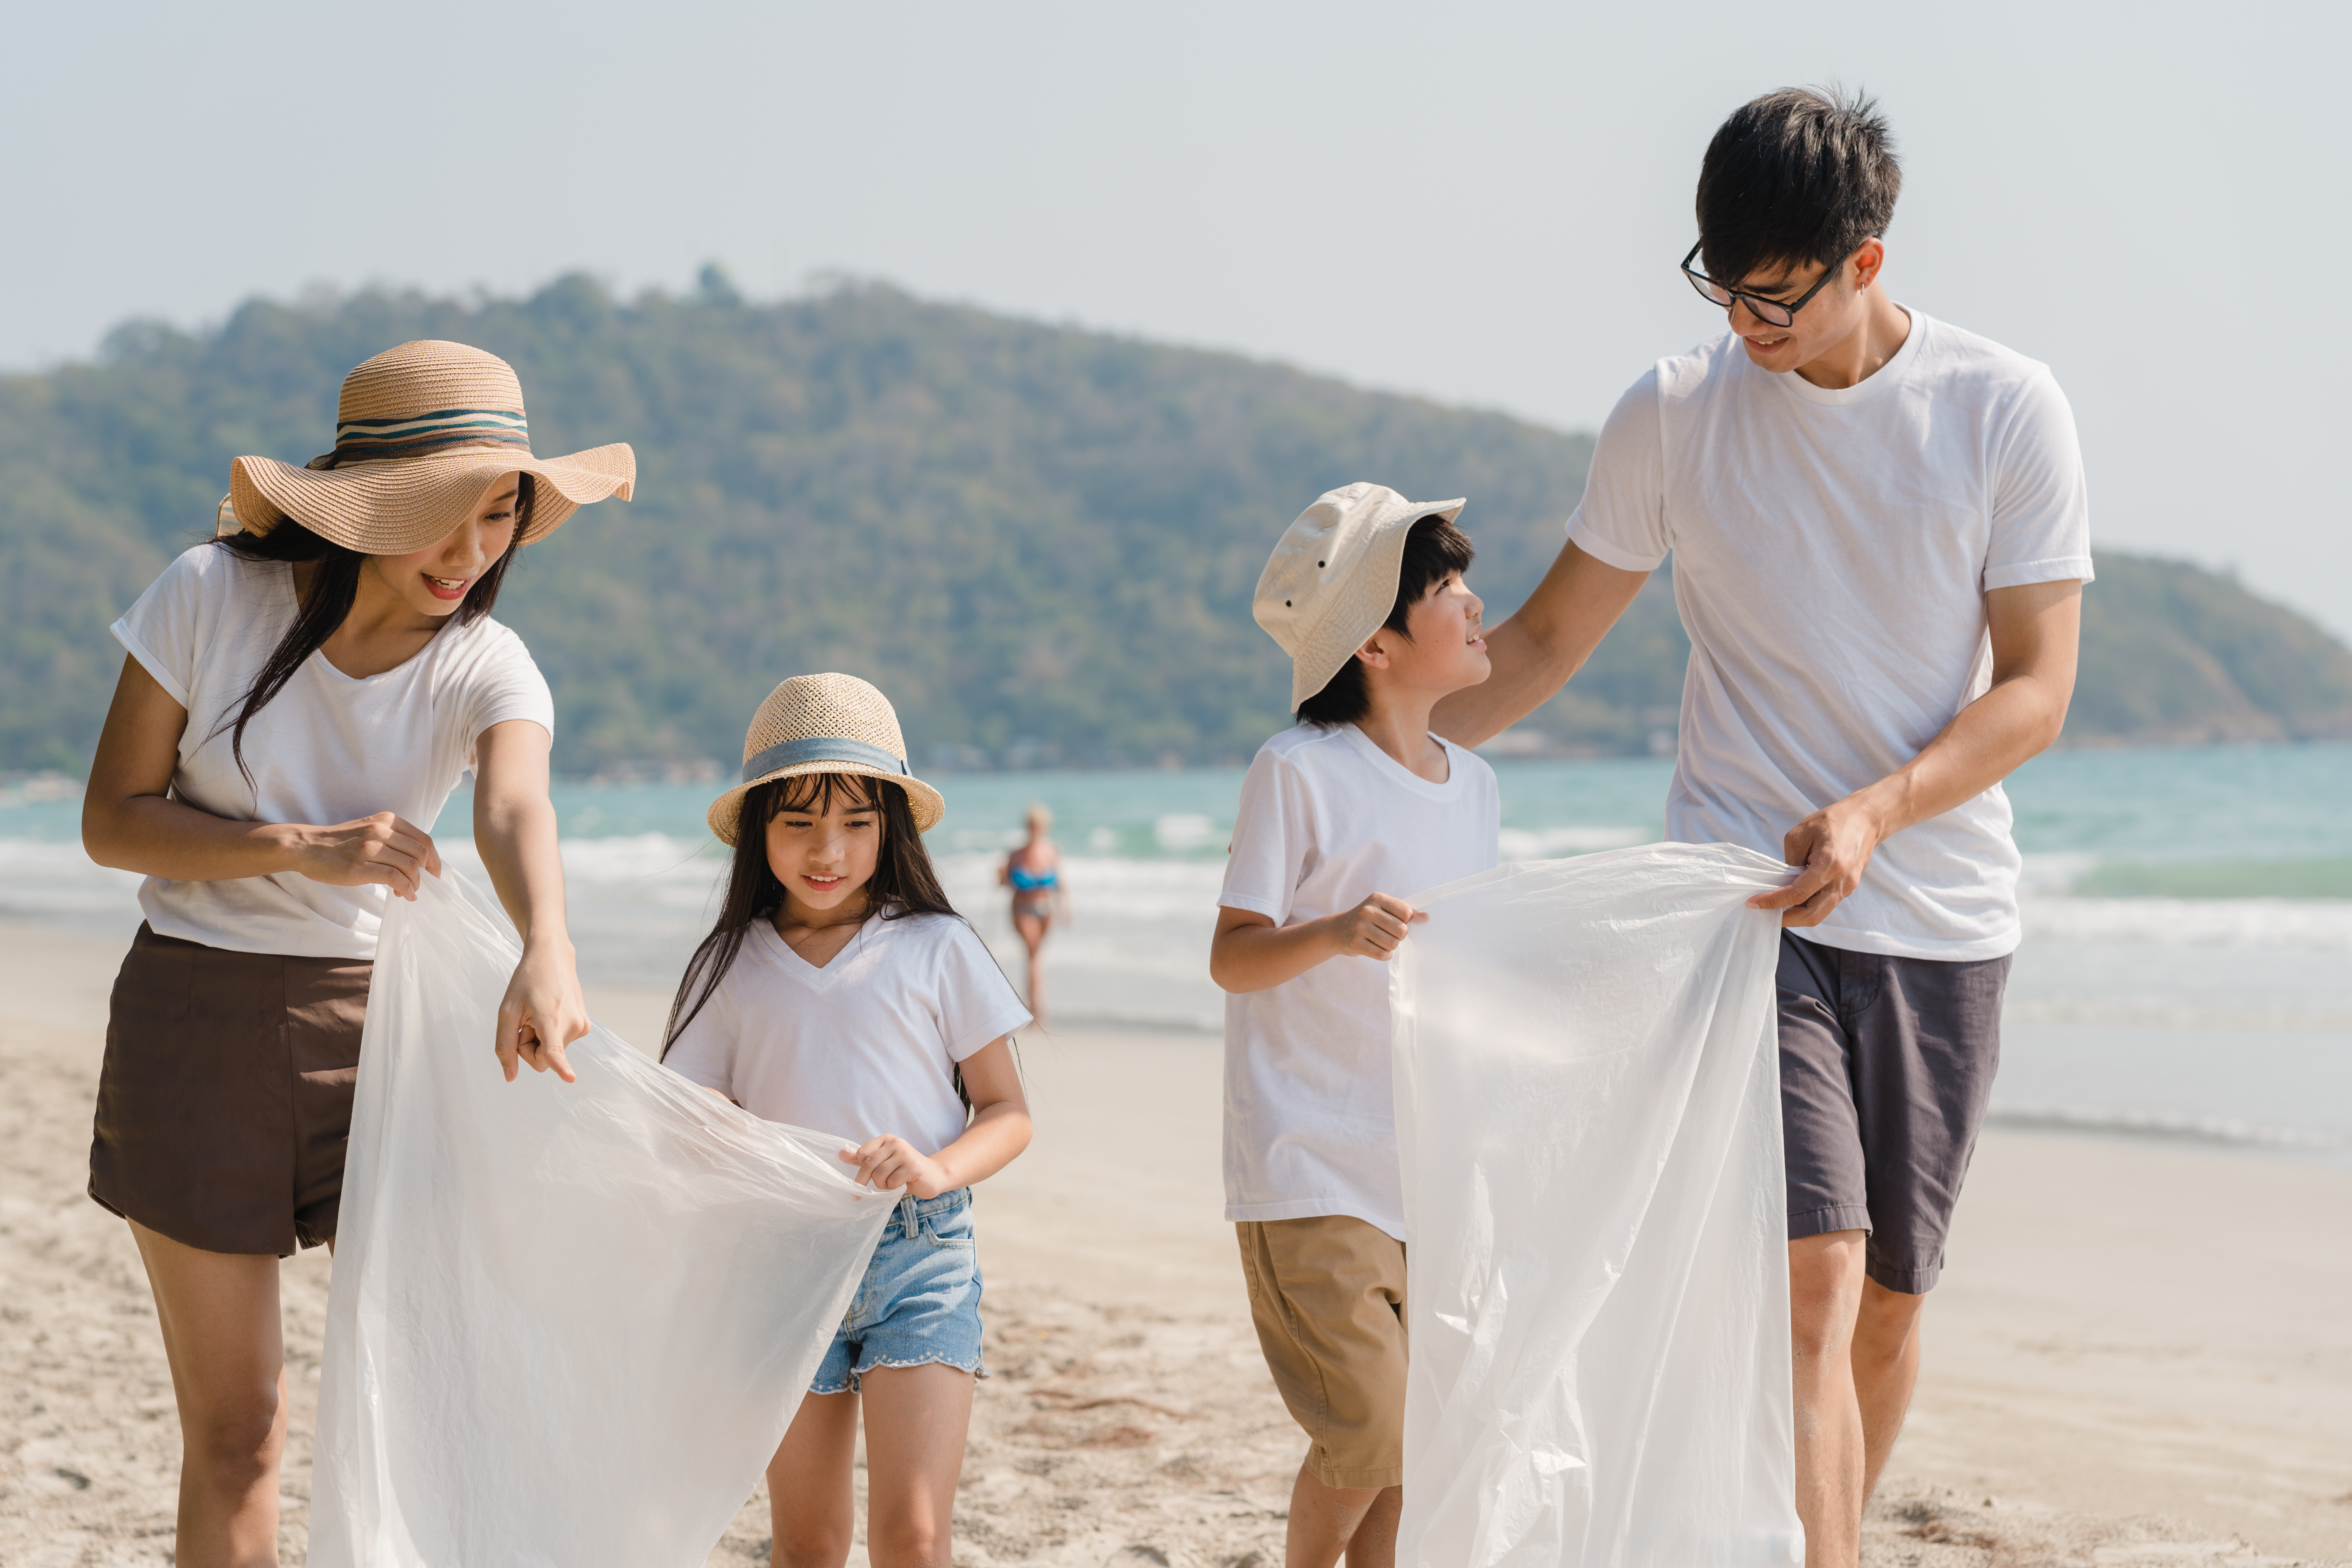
[3,924,2348,1565]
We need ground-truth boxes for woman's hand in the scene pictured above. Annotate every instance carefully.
[287,812,443,899]
[495,938,589,1084]
[839,1135,950,1197]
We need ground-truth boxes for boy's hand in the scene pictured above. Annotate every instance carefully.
[1330,892,1426,960]
[840,1135,950,1197]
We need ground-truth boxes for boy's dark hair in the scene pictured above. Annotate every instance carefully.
[1298,512,1475,727]
[1696,87,1900,287]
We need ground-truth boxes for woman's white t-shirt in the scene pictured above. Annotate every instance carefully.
[111,544,555,960]
[1216,723,1501,1240]
[663,912,1033,1154]
[1567,308,2094,961]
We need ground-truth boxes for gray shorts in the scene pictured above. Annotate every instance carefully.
[1777,932,2010,1294]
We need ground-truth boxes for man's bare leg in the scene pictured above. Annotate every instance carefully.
[1788,1230,1867,1568]
[1851,1276,1926,1501]
[1285,1463,1397,1568]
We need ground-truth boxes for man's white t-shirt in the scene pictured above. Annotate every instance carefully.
[664,912,1033,1154]
[1217,722,1500,1240]
[1567,308,2093,961]
[112,545,556,960]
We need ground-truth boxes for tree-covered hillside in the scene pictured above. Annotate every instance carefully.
[2,273,2347,774]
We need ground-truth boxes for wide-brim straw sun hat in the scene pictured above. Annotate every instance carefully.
[1252,482,1466,710]
[223,339,635,554]
[707,673,947,844]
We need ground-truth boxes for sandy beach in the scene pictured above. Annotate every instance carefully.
[3,918,2348,1566]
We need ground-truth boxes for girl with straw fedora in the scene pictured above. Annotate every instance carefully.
[79,339,634,1564]
[662,673,1033,1568]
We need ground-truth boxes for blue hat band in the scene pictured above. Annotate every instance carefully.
[741,735,907,784]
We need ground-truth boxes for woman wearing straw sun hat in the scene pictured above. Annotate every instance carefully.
[79,339,634,1562]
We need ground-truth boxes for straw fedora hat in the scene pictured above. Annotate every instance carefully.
[1253,482,1466,710]
[707,673,947,844]
[223,340,636,554]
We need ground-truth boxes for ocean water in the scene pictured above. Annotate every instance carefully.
[6,742,2346,1158]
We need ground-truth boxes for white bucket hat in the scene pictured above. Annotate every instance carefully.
[706,673,947,844]
[1252,482,1466,711]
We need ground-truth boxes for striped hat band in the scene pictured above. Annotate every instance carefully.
[327,407,532,464]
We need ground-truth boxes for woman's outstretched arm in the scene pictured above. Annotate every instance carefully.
[82,654,442,894]
[473,718,590,1083]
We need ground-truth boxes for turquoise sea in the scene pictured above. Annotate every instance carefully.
[5,741,2347,1158]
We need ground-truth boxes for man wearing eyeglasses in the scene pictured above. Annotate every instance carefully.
[1434,87,2091,1566]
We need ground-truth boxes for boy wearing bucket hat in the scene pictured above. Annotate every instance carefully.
[79,339,633,1560]
[1209,482,1499,1568]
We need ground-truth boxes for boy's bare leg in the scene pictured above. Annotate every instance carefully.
[768,1390,859,1568]
[1789,1231,1867,1568]
[1286,1464,1398,1568]
[858,1363,975,1568]
[1853,1277,1926,1501]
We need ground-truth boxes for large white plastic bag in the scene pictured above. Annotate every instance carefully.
[1389,842,1802,1567]
[310,870,897,1568]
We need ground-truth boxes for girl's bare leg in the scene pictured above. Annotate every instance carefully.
[768,1390,860,1568]
[128,1220,287,1568]
[857,1363,975,1568]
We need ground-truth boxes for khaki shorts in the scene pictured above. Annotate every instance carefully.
[1236,1214,1407,1489]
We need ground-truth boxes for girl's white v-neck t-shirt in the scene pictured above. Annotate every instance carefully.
[663,913,1033,1154]
[111,544,555,959]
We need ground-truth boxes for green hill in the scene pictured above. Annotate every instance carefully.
[3,273,2347,774]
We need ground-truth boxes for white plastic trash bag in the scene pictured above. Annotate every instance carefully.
[310,870,897,1568]
[1390,842,1802,1567]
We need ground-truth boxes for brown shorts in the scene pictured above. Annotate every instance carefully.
[1777,932,2010,1294]
[1236,1215,1407,1489]
[88,923,372,1258]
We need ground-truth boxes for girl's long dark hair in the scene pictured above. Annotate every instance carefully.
[662,771,961,1058]
[206,474,532,781]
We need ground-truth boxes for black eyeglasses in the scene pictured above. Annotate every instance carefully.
[1680,241,1856,328]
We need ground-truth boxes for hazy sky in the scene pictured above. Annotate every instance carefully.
[9,2,2347,635]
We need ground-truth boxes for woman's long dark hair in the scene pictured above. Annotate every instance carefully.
[662,771,961,1058]
[205,474,532,781]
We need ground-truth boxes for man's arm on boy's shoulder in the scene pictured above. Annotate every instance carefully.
[1209,897,1426,994]
[1430,542,1651,748]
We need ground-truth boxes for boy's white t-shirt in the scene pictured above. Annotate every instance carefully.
[111,544,555,960]
[1217,722,1500,1241]
[664,911,1033,1155]
[1567,308,2094,961]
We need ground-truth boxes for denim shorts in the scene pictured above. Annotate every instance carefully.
[811,1187,986,1394]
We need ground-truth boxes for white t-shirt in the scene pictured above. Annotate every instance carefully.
[663,912,1033,1154]
[1567,308,2093,962]
[1217,722,1500,1240]
[112,544,555,960]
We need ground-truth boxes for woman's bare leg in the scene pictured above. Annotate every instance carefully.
[1012,911,1048,1017]
[857,1363,975,1568]
[768,1389,860,1568]
[128,1220,287,1568]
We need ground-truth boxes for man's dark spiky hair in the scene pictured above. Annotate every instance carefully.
[1697,87,1901,285]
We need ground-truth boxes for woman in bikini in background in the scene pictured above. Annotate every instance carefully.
[998,802,1065,1019]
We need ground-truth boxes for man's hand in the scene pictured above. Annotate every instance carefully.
[840,1135,947,1197]
[1749,796,1889,927]
[1330,892,1426,959]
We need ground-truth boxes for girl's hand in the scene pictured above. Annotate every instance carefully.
[495,939,590,1085]
[288,812,443,900]
[840,1135,949,1197]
